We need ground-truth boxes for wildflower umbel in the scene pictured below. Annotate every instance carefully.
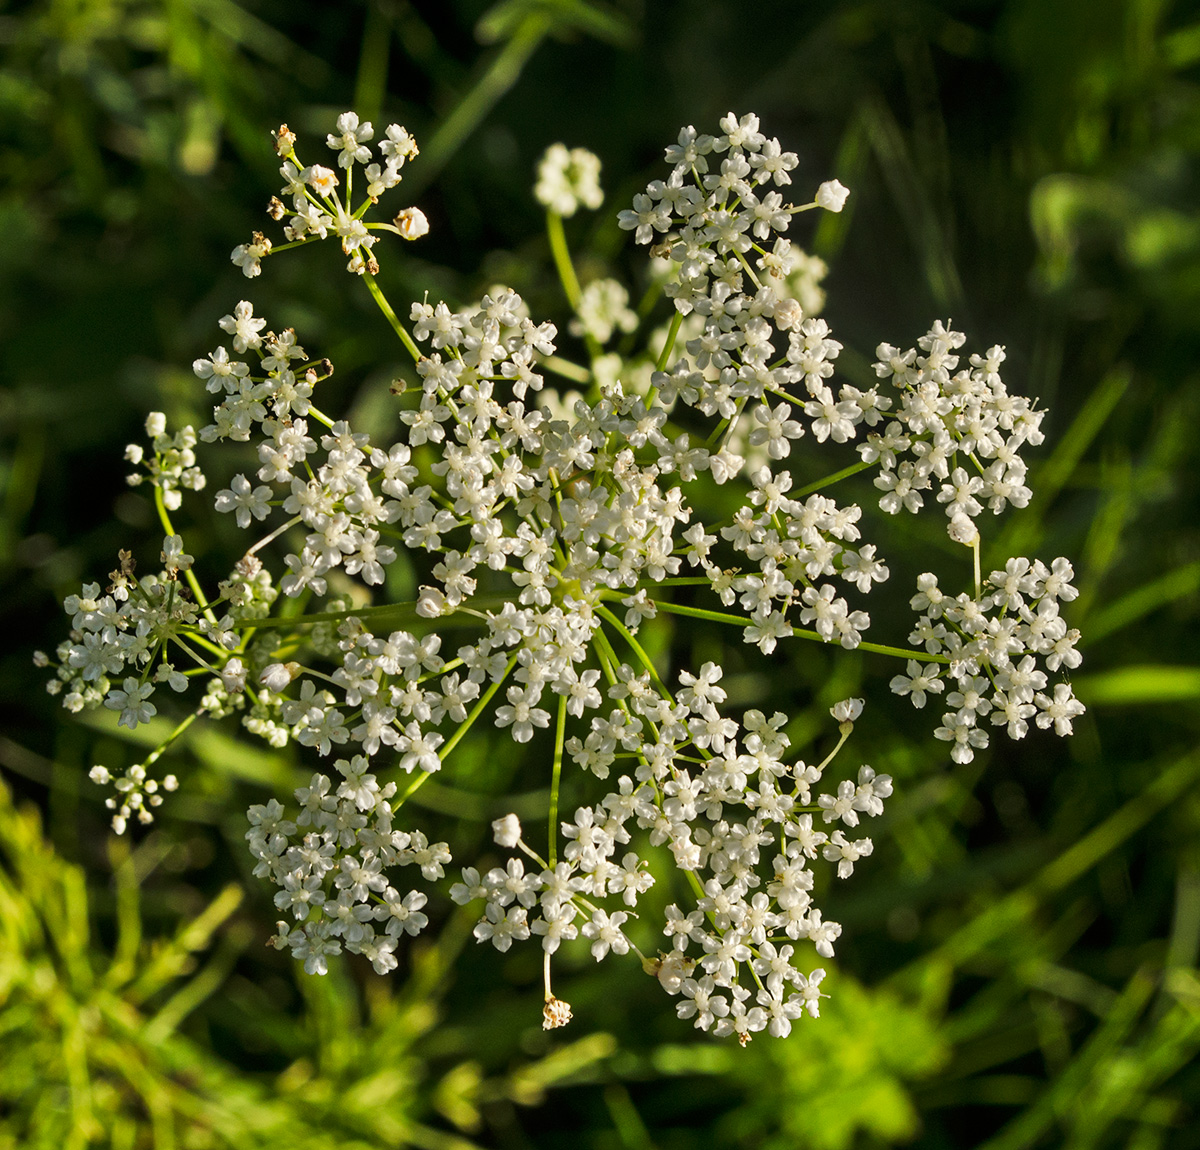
[43,111,1084,1041]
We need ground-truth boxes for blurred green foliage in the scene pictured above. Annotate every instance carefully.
[2,0,1199,1146]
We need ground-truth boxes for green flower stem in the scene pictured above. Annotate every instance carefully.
[589,626,622,691]
[794,458,873,498]
[250,592,515,630]
[170,635,221,675]
[636,576,711,590]
[645,598,952,664]
[395,652,520,810]
[363,271,422,363]
[174,629,227,660]
[655,311,684,372]
[262,236,316,256]
[548,693,568,868]
[594,604,671,700]
[153,486,217,627]
[546,211,604,365]
[815,724,853,774]
[143,707,203,770]
[245,514,302,559]
[304,405,336,430]
[546,211,582,311]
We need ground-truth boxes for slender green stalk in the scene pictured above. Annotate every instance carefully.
[250,592,516,630]
[794,458,873,498]
[394,653,519,809]
[547,210,604,365]
[646,598,951,663]
[546,211,582,310]
[594,603,670,699]
[542,354,592,384]
[655,311,684,372]
[548,693,568,867]
[153,486,217,626]
[144,708,203,769]
[363,271,422,362]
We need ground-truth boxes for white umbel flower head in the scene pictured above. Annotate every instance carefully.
[534,143,604,216]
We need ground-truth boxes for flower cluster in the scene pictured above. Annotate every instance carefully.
[41,111,1085,1039]
[456,691,888,1041]
[892,559,1084,762]
[866,326,1043,539]
[535,143,604,217]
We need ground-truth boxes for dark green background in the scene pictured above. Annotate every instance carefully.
[1,1,1198,1147]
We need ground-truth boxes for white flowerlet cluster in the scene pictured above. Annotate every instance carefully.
[88,763,178,835]
[453,687,885,1042]
[124,412,206,510]
[534,143,604,217]
[865,326,1043,536]
[42,112,1086,1039]
[249,756,442,976]
[233,114,422,278]
[892,559,1085,763]
[570,278,638,345]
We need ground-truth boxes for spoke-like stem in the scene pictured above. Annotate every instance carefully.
[144,707,203,769]
[246,514,302,559]
[794,458,873,498]
[547,211,604,365]
[546,211,582,310]
[815,723,853,774]
[644,598,951,664]
[394,652,519,809]
[250,592,516,630]
[363,271,422,363]
[153,487,217,626]
[594,604,671,700]
[655,311,684,373]
[542,354,592,384]
[548,693,567,868]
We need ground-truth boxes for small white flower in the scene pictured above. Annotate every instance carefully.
[830,698,864,724]
[394,207,429,240]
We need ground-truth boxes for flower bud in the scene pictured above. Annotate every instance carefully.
[816,179,850,212]
[491,813,522,848]
[260,662,301,692]
[948,512,979,545]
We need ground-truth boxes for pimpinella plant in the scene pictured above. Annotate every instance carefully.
[40,110,1085,1042]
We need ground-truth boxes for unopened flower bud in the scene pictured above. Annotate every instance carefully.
[948,512,979,545]
[491,813,522,848]
[774,298,804,331]
[221,657,247,694]
[816,179,850,212]
[260,662,300,692]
